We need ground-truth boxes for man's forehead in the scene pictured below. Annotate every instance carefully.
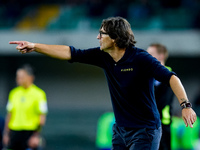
[147,46,157,52]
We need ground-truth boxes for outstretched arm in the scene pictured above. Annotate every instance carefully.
[170,75,197,128]
[9,41,71,60]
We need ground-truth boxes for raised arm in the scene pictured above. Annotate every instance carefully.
[169,75,197,128]
[9,41,71,60]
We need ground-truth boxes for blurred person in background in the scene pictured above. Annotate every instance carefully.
[9,16,196,150]
[3,64,48,150]
[147,43,174,150]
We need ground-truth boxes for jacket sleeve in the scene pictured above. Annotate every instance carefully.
[139,51,177,86]
[69,46,104,68]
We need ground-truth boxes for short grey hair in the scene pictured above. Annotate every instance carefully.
[17,64,35,76]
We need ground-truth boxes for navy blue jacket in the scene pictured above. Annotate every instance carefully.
[69,45,176,129]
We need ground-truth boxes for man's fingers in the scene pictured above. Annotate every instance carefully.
[191,115,197,125]
[10,41,26,48]
[183,117,188,127]
[9,41,35,54]
[194,113,197,121]
[16,46,21,50]
[188,119,193,128]
[182,108,197,128]
[9,41,23,44]
[18,48,34,54]
[16,43,27,50]
[184,116,195,128]
[189,112,197,127]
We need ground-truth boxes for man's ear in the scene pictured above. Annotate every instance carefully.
[160,53,165,61]
[31,76,35,82]
[113,41,117,47]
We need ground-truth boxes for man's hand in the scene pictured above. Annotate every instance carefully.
[28,133,40,148]
[3,132,9,147]
[182,108,197,128]
[9,41,35,54]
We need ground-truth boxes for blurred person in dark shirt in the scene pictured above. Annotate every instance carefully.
[147,43,174,150]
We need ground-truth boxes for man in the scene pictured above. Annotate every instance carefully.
[147,43,174,150]
[9,17,196,150]
[3,64,48,150]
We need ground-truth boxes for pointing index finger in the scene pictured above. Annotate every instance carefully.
[9,41,22,44]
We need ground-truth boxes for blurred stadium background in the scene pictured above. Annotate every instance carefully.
[0,0,200,149]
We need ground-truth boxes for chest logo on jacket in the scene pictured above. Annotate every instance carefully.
[121,68,133,72]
